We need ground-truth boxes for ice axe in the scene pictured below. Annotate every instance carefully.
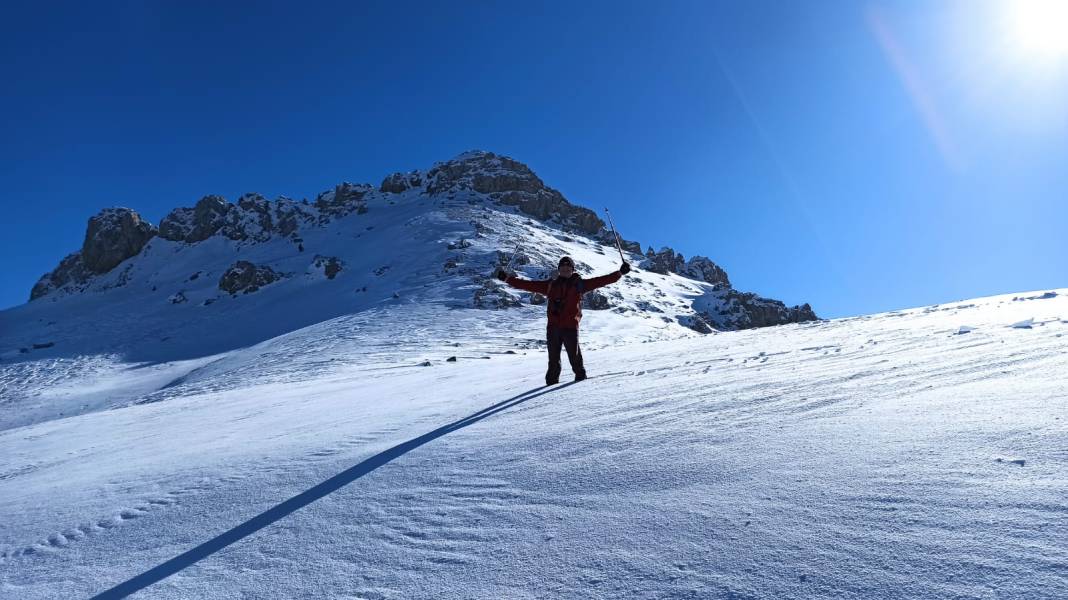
[603,207,626,263]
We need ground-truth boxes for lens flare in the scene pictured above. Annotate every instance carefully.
[1007,0,1068,61]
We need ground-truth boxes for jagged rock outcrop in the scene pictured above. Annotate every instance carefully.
[30,253,92,301]
[81,208,157,274]
[160,194,316,244]
[315,182,372,219]
[426,151,605,235]
[703,290,817,330]
[473,279,522,309]
[159,195,229,243]
[380,171,423,194]
[218,261,283,295]
[641,247,730,287]
[678,256,730,288]
[310,255,344,280]
[233,193,274,242]
[644,247,687,275]
[274,198,311,237]
[31,208,156,300]
[583,290,611,310]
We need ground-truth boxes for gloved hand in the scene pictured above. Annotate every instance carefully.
[620,261,631,275]
[496,268,509,281]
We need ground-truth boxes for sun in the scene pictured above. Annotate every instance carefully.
[1006,0,1068,62]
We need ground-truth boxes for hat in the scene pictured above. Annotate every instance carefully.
[558,256,574,267]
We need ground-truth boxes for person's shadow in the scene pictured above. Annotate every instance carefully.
[90,382,575,599]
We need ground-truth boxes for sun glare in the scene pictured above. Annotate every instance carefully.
[1006,0,1068,62]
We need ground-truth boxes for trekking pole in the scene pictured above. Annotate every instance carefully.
[603,208,627,263]
[505,243,521,269]
[496,243,521,279]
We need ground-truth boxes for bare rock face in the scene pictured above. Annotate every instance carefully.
[33,208,156,300]
[234,193,274,241]
[218,261,283,295]
[679,256,730,288]
[582,289,611,310]
[640,247,730,287]
[81,208,158,274]
[315,182,372,219]
[160,195,229,242]
[160,194,317,243]
[30,252,92,300]
[380,171,423,194]
[311,255,344,280]
[474,279,522,309]
[707,291,818,330]
[643,247,687,275]
[426,151,605,235]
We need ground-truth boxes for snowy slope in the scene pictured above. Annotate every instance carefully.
[1,287,1066,599]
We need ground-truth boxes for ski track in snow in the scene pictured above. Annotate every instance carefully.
[1,272,1066,595]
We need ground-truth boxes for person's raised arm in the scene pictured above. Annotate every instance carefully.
[583,262,630,292]
[496,269,550,294]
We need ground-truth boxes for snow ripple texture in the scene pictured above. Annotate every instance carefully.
[1,284,1066,598]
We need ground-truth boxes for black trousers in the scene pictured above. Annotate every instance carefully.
[546,325,585,384]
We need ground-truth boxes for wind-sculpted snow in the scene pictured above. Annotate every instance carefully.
[0,288,1065,598]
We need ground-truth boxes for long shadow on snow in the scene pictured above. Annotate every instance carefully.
[90,382,575,600]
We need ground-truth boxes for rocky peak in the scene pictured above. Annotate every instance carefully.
[643,247,687,275]
[160,193,319,244]
[81,207,158,274]
[425,150,545,196]
[427,150,604,235]
[315,182,373,218]
[379,171,424,194]
[679,256,730,288]
[642,247,731,287]
[31,207,156,301]
[159,195,229,243]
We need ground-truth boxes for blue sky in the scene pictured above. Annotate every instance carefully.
[2,0,1065,316]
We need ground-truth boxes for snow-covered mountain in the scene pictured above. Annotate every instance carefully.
[2,151,1065,599]
[3,150,814,427]
[20,150,813,337]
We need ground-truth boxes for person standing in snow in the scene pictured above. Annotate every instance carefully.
[496,256,630,385]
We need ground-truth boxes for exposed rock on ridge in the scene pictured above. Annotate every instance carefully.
[81,208,158,273]
[380,171,423,194]
[26,150,818,332]
[159,194,318,243]
[710,290,817,329]
[425,151,605,235]
[31,207,155,300]
[219,261,283,295]
[642,247,730,287]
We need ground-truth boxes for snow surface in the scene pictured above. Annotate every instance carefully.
[1,286,1066,599]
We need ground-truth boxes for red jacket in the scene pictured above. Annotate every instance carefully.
[505,271,622,329]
